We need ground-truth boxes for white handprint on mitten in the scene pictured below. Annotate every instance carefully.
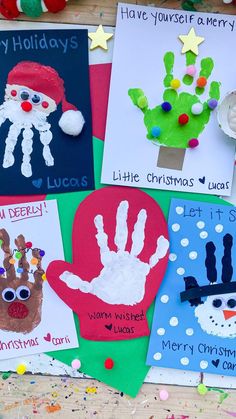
[60,200,169,306]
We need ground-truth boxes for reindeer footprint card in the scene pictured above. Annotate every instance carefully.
[0,29,94,195]
[101,3,235,195]
[0,199,78,360]
[147,198,236,376]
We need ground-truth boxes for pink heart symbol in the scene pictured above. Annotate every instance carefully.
[44,333,51,342]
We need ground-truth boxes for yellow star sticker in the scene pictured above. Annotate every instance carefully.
[88,25,113,51]
[179,27,204,56]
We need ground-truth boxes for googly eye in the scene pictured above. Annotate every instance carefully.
[212,298,225,309]
[31,93,42,105]
[20,90,30,101]
[227,298,236,309]
[16,286,31,301]
[2,287,16,302]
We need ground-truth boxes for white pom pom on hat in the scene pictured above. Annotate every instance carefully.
[59,98,85,136]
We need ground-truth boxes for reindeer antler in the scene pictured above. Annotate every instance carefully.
[0,228,16,280]
[14,234,29,281]
[32,248,44,290]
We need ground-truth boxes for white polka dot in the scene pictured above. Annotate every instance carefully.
[197,221,205,229]
[169,253,177,262]
[172,223,180,232]
[189,251,198,260]
[200,231,208,239]
[157,328,165,336]
[215,224,223,233]
[153,352,162,361]
[186,328,194,336]
[200,360,208,370]
[180,357,189,366]
[170,317,178,326]
[160,295,169,303]
[181,238,189,247]
[176,206,184,215]
[177,267,185,275]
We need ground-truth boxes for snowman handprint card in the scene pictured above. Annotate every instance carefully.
[0,29,94,195]
[147,199,236,376]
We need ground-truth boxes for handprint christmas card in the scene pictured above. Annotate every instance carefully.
[147,198,236,376]
[0,29,94,195]
[101,3,235,195]
[0,199,78,360]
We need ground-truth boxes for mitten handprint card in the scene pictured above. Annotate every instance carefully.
[102,3,235,195]
[147,198,236,376]
[0,199,78,360]
[0,29,94,195]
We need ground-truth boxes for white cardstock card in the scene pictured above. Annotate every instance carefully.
[0,199,78,360]
[102,3,236,195]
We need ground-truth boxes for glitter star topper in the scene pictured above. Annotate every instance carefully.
[179,28,205,56]
[88,25,113,51]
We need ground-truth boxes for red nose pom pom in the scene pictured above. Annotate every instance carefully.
[21,102,32,112]
[104,358,114,369]
[8,302,29,319]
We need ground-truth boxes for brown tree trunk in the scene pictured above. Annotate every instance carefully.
[157,146,186,171]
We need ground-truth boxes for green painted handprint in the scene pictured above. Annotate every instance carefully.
[128,51,220,169]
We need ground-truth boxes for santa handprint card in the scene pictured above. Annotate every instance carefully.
[0,199,78,360]
[101,3,236,195]
[0,29,94,195]
[147,198,236,376]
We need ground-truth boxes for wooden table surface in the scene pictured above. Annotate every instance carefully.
[1,1,236,418]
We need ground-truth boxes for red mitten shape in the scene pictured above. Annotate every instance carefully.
[47,187,169,341]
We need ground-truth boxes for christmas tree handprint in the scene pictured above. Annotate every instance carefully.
[128,46,220,170]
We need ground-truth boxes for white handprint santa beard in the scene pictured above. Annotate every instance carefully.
[0,61,85,178]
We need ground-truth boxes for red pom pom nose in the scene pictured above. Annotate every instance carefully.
[21,101,32,112]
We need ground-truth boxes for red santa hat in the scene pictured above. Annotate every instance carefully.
[7,61,85,136]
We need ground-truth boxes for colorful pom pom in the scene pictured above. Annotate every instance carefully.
[151,126,161,137]
[9,258,16,265]
[31,257,38,265]
[197,77,207,88]
[0,267,5,275]
[137,95,148,109]
[21,0,43,18]
[178,114,189,125]
[0,0,67,19]
[39,250,45,257]
[191,103,203,115]
[208,99,218,110]
[159,389,169,401]
[186,65,196,77]
[197,383,208,395]
[16,363,27,375]
[17,268,24,274]
[170,79,181,89]
[42,273,47,281]
[0,0,20,19]
[188,138,199,148]
[44,0,66,13]
[15,251,22,260]
[25,242,32,248]
[71,359,81,369]
[104,358,114,369]
[161,102,172,112]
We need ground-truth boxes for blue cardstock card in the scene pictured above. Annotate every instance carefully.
[0,30,94,194]
[147,198,236,376]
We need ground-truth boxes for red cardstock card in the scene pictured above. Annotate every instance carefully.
[47,186,169,341]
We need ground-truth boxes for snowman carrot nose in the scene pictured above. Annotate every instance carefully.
[223,310,236,320]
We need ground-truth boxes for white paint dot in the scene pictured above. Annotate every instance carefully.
[170,317,178,326]
[176,206,184,215]
[181,357,189,366]
[200,231,208,239]
[160,295,169,304]
[186,328,194,336]
[153,352,162,361]
[169,253,177,262]
[215,224,223,233]
[157,328,165,336]
[172,223,180,232]
[189,251,198,260]
[197,221,205,229]
[181,238,189,247]
[200,360,208,370]
[177,267,185,275]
